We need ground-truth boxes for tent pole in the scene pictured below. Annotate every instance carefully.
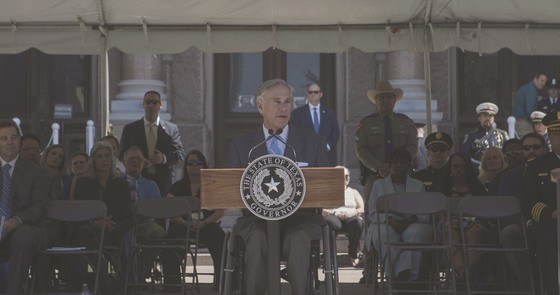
[423,27,433,133]
[100,35,109,136]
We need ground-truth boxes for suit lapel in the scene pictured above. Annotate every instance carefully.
[10,158,27,199]
[303,104,314,130]
[248,129,269,162]
[286,127,304,162]
[134,119,149,156]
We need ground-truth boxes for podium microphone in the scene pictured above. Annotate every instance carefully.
[247,129,276,164]
[270,128,298,163]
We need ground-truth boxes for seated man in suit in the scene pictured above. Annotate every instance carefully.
[0,120,49,295]
[227,79,330,295]
[291,83,340,165]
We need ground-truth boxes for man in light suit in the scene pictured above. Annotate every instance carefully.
[120,90,185,196]
[227,79,330,295]
[291,83,340,165]
[0,120,49,294]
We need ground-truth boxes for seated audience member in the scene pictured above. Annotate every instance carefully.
[62,152,89,200]
[161,150,225,291]
[322,166,364,267]
[412,131,453,191]
[101,135,125,175]
[498,133,547,290]
[368,148,430,282]
[435,153,487,281]
[501,139,524,170]
[530,110,551,150]
[69,141,132,291]
[0,121,49,294]
[41,144,65,201]
[477,146,506,195]
[19,133,42,165]
[122,146,165,282]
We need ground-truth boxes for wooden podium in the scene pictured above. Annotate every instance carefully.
[201,167,345,295]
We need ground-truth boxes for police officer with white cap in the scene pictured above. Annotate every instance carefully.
[531,110,551,150]
[460,102,509,165]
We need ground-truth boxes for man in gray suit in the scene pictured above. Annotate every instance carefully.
[227,79,329,295]
[0,120,49,294]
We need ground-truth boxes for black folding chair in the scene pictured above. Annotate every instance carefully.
[30,200,108,295]
[124,197,193,294]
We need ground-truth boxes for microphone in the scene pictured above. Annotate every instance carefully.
[270,128,298,163]
[247,129,276,164]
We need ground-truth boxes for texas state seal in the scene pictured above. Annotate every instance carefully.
[240,154,306,220]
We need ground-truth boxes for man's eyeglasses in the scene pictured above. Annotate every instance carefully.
[307,91,321,95]
[428,147,448,153]
[522,144,543,151]
[145,100,161,105]
[187,160,203,166]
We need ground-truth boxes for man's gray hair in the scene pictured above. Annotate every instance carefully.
[256,79,294,101]
[124,146,144,161]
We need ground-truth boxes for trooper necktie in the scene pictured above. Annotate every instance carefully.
[269,137,283,155]
[313,107,320,134]
[384,115,394,161]
[0,164,12,218]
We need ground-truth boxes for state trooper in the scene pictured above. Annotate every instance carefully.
[460,102,509,166]
[530,110,551,150]
[523,111,560,295]
[355,81,417,208]
[412,131,453,192]
[536,77,560,113]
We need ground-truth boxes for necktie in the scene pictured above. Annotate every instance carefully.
[146,124,157,174]
[384,116,394,161]
[269,137,283,155]
[313,107,320,134]
[127,176,139,203]
[0,164,12,218]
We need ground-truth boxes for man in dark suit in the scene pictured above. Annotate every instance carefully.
[227,79,329,295]
[523,112,560,295]
[0,120,49,294]
[536,78,560,113]
[290,83,339,165]
[120,91,185,196]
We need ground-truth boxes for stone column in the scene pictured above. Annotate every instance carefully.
[110,54,170,131]
[386,51,442,126]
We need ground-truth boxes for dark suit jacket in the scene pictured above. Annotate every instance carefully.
[291,104,339,165]
[74,176,133,237]
[1,157,49,225]
[120,118,185,196]
[226,125,330,238]
[536,98,560,113]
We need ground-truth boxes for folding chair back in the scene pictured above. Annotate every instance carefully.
[134,197,192,219]
[47,200,107,222]
[460,195,520,219]
[384,192,447,215]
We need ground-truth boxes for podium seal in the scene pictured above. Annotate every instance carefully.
[240,154,306,220]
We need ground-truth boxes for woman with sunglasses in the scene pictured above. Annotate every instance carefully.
[322,166,364,267]
[161,150,225,291]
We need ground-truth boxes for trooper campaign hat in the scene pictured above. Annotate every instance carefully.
[367,81,403,103]
[476,102,499,115]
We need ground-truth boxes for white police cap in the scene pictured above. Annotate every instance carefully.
[530,111,546,123]
[476,102,499,115]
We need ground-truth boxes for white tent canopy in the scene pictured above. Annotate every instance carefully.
[2,0,560,54]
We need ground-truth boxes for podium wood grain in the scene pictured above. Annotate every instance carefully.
[200,167,345,209]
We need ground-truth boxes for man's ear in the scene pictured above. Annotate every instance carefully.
[257,97,264,115]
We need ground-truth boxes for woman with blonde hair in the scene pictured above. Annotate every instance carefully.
[478,147,507,194]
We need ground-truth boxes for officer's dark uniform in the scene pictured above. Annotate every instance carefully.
[536,78,560,113]
[412,131,453,191]
[523,111,560,295]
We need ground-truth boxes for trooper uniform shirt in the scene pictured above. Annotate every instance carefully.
[412,166,445,192]
[460,127,509,162]
[355,112,417,173]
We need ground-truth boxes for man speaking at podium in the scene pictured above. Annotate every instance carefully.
[227,79,330,295]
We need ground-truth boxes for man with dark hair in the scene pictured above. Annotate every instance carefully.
[291,83,340,165]
[536,78,560,112]
[19,134,41,165]
[227,79,329,295]
[120,91,185,196]
[513,72,547,137]
[0,120,49,294]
